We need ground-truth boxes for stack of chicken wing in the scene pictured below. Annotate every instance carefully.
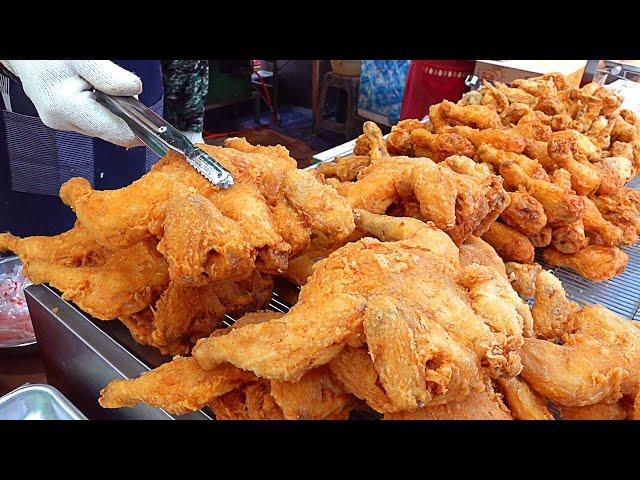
[341,74,640,281]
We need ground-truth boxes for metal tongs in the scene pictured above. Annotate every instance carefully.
[92,92,234,188]
[0,63,233,188]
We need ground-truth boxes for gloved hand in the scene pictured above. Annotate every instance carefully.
[1,60,144,148]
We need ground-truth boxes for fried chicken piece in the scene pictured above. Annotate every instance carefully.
[23,238,169,320]
[496,377,554,420]
[386,119,427,156]
[523,304,640,407]
[592,190,639,246]
[409,129,476,162]
[595,156,633,195]
[480,80,509,113]
[100,312,283,414]
[520,338,625,407]
[607,141,634,162]
[505,262,542,300]
[611,115,638,143]
[384,378,512,420]
[523,139,555,171]
[530,72,571,92]
[438,99,502,129]
[133,271,273,355]
[529,226,552,248]
[481,222,535,264]
[462,263,533,360]
[559,402,627,420]
[451,125,526,153]
[536,96,566,116]
[595,86,623,117]
[494,81,538,106]
[99,356,256,415]
[151,193,254,286]
[316,156,373,181]
[549,168,573,190]
[582,196,623,246]
[499,161,584,226]
[337,156,508,245]
[477,144,548,181]
[353,121,390,158]
[587,115,616,150]
[511,77,557,98]
[58,164,199,250]
[269,365,356,419]
[329,346,398,413]
[194,211,524,408]
[530,270,577,341]
[515,112,553,142]
[209,380,284,420]
[542,245,628,282]
[500,192,547,236]
[550,114,574,131]
[501,102,533,126]
[0,223,111,268]
[551,220,587,254]
[548,132,601,196]
[60,144,355,283]
[459,236,507,279]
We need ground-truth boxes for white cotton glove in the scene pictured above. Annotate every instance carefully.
[1,60,144,148]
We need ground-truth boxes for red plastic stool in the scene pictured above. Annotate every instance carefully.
[400,60,476,120]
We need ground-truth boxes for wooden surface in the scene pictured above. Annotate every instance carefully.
[0,352,47,396]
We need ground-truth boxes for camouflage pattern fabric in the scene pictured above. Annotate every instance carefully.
[161,60,209,132]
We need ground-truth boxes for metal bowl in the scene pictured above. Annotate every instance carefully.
[0,255,38,353]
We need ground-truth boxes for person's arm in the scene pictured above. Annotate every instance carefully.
[1,60,143,147]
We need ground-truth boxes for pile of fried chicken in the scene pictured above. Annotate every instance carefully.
[324,74,640,282]
[2,73,640,420]
[98,210,640,420]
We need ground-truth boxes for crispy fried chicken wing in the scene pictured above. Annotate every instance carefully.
[542,245,628,282]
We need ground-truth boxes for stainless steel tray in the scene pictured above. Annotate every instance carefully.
[0,383,86,420]
[24,280,297,420]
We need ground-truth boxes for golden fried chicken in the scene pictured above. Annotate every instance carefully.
[500,192,547,236]
[409,129,476,162]
[542,245,628,282]
[336,155,508,245]
[383,377,512,420]
[496,376,554,420]
[551,219,587,254]
[386,119,427,156]
[529,226,552,248]
[459,236,508,279]
[505,262,542,300]
[99,356,256,415]
[493,81,538,107]
[521,304,640,407]
[451,125,526,153]
[477,144,548,181]
[481,221,535,264]
[559,402,627,420]
[192,211,528,413]
[582,196,623,246]
[499,161,584,226]
[530,269,578,341]
[438,99,502,129]
[0,223,110,268]
[22,238,168,320]
[60,143,355,284]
